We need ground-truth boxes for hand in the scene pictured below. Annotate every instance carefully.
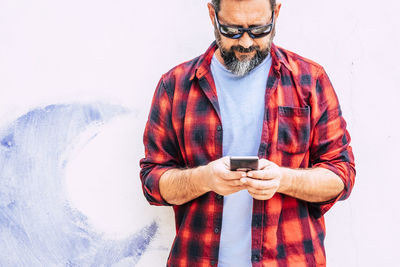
[241,159,282,200]
[204,156,247,196]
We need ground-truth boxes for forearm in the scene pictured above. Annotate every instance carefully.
[159,166,210,205]
[278,167,345,203]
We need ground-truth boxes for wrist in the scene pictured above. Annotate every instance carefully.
[278,167,293,194]
[192,165,212,194]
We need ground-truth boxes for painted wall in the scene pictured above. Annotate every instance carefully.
[0,0,398,266]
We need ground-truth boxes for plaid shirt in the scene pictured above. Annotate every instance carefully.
[140,42,355,267]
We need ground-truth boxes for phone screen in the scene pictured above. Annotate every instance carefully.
[230,156,259,171]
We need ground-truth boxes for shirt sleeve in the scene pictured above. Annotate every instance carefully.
[139,76,182,206]
[307,67,356,218]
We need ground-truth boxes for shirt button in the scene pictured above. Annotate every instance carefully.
[210,260,216,266]
[216,125,222,131]
[214,227,220,234]
[216,194,223,200]
[252,255,260,261]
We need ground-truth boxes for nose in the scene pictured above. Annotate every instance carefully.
[238,31,254,49]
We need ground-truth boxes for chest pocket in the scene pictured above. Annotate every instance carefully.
[277,106,311,154]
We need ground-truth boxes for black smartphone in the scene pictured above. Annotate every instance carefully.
[230,156,259,171]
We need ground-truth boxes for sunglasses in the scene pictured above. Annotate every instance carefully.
[215,11,275,39]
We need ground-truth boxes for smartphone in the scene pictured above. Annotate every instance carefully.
[230,156,259,171]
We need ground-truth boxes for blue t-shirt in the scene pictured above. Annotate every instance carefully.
[210,54,271,267]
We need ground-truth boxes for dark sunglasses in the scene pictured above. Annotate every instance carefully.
[215,11,275,39]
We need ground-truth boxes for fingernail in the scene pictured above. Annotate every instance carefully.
[242,173,246,177]
[240,178,246,183]
[247,172,253,177]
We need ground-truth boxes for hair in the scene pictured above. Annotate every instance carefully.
[211,0,276,13]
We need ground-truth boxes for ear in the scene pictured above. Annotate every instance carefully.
[207,2,216,27]
[274,2,282,20]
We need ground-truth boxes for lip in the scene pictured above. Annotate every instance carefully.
[235,50,255,55]
[233,48,256,53]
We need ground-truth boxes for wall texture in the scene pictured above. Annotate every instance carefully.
[0,0,398,266]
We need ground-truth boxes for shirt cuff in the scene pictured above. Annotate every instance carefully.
[141,165,174,206]
[307,162,349,218]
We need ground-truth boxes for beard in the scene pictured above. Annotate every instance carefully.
[214,26,275,76]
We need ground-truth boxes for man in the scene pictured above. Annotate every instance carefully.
[140,0,355,266]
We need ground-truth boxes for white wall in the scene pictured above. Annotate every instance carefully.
[0,0,399,266]
[275,1,400,266]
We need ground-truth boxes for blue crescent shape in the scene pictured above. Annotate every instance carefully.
[0,103,158,266]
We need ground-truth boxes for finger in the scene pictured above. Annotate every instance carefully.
[240,178,277,190]
[224,183,247,193]
[248,191,275,200]
[258,158,275,169]
[246,169,276,180]
[214,159,246,180]
[222,170,247,180]
[246,185,276,195]
[226,179,247,187]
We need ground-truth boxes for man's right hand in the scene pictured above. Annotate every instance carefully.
[159,157,247,205]
[204,156,247,196]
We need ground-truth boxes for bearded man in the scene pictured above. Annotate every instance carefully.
[140,0,356,266]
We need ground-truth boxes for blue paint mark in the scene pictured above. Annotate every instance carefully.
[7,201,16,210]
[85,107,102,122]
[1,133,14,148]
[0,103,157,266]
[44,104,57,112]
[0,208,11,227]
[126,221,159,259]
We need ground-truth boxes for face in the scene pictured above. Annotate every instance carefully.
[208,0,281,76]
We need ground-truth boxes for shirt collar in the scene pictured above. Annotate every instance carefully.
[270,42,293,74]
[190,41,292,81]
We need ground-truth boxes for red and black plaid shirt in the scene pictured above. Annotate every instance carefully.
[140,42,355,267]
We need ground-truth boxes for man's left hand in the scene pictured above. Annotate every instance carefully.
[241,159,283,200]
